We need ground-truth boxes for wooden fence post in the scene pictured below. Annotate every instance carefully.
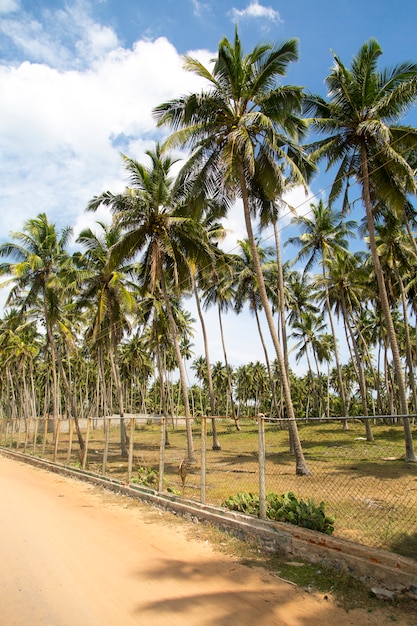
[66,419,74,464]
[0,418,6,446]
[42,418,48,456]
[102,417,110,475]
[158,417,165,493]
[9,419,15,449]
[17,418,24,449]
[200,417,207,504]
[32,418,39,453]
[24,419,30,453]
[101,416,111,475]
[82,417,91,469]
[127,418,135,483]
[53,419,61,462]
[258,416,266,520]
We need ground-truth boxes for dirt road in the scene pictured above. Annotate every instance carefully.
[0,454,413,626]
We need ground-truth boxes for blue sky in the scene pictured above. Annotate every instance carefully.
[0,0,416,371]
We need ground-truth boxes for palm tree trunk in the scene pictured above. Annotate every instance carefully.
[254,307,280,420]
[341,298,374,441]
[217,300,240,430]
[156,345,170,446]
[108,329,128,458]
[273,224,289,372]
[320,258,348,428]
[361,142,415,461]
[394,268,417,415]
[42,293,85,457]
[238,163,311,475]
[160,272,195,462]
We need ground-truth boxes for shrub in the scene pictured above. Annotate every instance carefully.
[266,491,335,535]
[131,466,158,488]
[222,492,260,516]
[223,490,335,535]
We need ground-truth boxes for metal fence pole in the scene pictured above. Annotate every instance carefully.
[258,416,266,520]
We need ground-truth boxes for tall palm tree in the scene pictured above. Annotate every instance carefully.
[373,217,417,414]
[87,146,213,463]
[304,39,417,461]
[76,221,137,457]
[201,255,240,429]
[154,28,314,474]
[191,215,228,449]
[0,213,85,456]
[288,200,357,427]
[192,281,222,449]
[233,238,280,419]
[291,311,329,417]
[0,309,41,422]
[323,250,375,439]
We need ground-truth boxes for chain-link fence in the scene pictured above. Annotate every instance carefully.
[1,414,416,561]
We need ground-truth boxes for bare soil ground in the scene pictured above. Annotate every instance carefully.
[0,453,416,626]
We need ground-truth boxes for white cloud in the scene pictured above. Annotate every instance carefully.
[231,1,282,23]
[191,0,212,18]
[0,34,210,240]
[0,0,119,69]
[0,0,19,14]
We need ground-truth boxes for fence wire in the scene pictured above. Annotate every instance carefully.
[1,414,416,561]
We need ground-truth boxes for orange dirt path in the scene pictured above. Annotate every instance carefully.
[0,453,412,626]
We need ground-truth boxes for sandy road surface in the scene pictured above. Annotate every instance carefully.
[0,454,414,626]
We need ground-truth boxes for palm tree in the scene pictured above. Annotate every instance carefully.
[233,239,281,419]
[192,284,222,449]
[285,268,319,328]
[201,255,240,430]
[0,213,85,457]
[191,215,228,449]
[76,221,137,457]
[291,311,329,417]
[373,216,417,414]
[304,39,417,461]
[154,28,313,474]
[87,146,212,463]
[0,309,41,422]
[288,200,357,427]
[323,250,375,439]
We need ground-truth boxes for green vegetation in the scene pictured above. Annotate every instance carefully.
[223,491,335,535]
[130,465,158,488]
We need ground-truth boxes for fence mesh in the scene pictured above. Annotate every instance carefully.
[1,415,416,561]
